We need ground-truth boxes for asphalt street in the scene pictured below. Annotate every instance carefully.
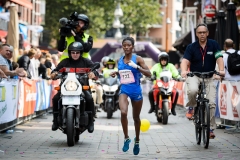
[0,94,240,160]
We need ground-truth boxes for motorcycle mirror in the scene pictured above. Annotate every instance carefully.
[98,74,104,78]
[91,62,100,71]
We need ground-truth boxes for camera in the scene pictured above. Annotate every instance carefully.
[59,12,79,37]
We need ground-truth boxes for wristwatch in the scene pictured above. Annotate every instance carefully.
[137,65,141,70]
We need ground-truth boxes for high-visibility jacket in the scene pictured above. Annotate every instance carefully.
[60,33,90,61]
[103,68,118,78]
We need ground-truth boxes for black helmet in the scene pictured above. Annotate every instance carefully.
[158,52,169,66]
[68,42,84,58]
[77,14,89,30]
[106,58,116,69]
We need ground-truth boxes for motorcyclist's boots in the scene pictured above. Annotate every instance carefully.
[88,115,94,133]
[148,106,155,114]
[52,113,59,131]
[171,105,176,116]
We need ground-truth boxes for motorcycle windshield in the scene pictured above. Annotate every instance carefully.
[160,76,169,82]
[103,77,118,86]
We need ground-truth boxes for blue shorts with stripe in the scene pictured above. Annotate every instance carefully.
[119,90,143,101]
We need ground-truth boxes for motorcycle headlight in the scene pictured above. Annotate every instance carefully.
[157,82,163,87]
[65,80,78,91]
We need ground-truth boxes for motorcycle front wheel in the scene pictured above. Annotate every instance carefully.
[107,102,113,119]
[162,101,169,125]
[66,108,75,147]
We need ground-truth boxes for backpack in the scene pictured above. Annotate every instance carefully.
[225,51,240,75]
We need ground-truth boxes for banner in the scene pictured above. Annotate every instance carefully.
[0,79,19,124]
[18,78,37,117]
[218,81,240,121]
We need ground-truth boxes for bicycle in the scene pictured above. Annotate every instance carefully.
[187,70,222,149]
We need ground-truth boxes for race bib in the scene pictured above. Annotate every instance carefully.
[119,70,135,84]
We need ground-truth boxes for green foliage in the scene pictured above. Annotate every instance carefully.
[45,0,161,42]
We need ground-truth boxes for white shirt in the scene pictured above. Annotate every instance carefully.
[223,48,240,81]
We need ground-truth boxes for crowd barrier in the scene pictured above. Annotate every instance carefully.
[0,78,60,132]
[1,78,239,132]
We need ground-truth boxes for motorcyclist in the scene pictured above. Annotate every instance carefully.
[100,56,110,73]
[50,41,99,133]
[58,13,93,61]
[148,52,181,115]
[101,58,119,107]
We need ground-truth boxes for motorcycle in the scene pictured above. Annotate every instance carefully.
[53,63,100,146]
[151,70,179,124]
[102,76,119,119]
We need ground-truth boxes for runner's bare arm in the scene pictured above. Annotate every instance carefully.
[136,56,151,77]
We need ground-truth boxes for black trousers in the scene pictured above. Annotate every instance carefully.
[52,90,95,116]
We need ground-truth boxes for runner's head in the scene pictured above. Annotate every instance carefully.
[122,37,135,55]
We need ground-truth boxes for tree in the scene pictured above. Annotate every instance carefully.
[45,0,161,45]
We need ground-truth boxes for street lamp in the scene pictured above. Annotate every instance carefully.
[113,1,124,40]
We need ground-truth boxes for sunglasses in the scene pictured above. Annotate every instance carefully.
[71,51,80,55]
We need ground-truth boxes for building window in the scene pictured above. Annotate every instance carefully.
[176,30,181,39]
[176,10,181,21]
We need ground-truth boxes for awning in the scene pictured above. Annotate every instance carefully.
[0,30,7,37]
[10,0,33,10]
[27,25,44,33]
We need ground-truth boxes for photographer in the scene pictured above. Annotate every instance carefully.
[58,13,93,61]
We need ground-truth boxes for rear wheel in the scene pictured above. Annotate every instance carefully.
[162,101,169,125]
[202,102,210,149]
[107,103,113,119]
[194,106,201,145]
[66,108,75,147]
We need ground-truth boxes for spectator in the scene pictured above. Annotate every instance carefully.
[38,56,48,79]
[51,54,59,69]
[17,48,36,79]
[28,48,41,79]
[0,44,26,77]
[222,39,240,81]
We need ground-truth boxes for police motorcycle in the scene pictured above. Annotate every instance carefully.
[101,76,119,119]
[53,62,100,146]
[151,69,179,124]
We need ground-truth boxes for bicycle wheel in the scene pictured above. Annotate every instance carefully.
[202,102,210,149]
[194,106,201,145]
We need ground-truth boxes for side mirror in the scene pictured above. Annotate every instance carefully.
[98,74,104,78]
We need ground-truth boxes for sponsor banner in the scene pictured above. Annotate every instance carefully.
[0,79,19,124]
[50,80,60,107]
[218,81,240,121]
[43,80,52,110]
[35,80,44,111]
[18,78,37,117]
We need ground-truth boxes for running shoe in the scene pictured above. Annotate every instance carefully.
[122,138,131,152]
[133,137,140,155]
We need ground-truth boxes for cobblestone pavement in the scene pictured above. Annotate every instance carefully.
[0,95,240,160]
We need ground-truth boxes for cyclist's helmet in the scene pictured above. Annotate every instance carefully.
[101,56,110,67]
[68,42,84,59]
[76,14,89,30]
[106,58,116,69]
[158,52,169,67]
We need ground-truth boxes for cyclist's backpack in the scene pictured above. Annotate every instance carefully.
[225,51,240,75]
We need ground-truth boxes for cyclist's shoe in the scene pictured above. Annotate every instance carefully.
[210,129,215,139]
[133,137,140,155]
[122,138,131,152]
[186,107,194,120]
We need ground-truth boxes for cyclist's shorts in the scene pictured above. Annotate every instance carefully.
[119,90,143,101]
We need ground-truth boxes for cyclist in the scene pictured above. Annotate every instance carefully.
[148,52,181,115]
[180,23,225,139]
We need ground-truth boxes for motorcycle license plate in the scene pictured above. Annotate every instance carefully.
[62,96,80,105]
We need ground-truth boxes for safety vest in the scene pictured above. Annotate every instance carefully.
[60,33,90,61]
[103,68,118,78]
